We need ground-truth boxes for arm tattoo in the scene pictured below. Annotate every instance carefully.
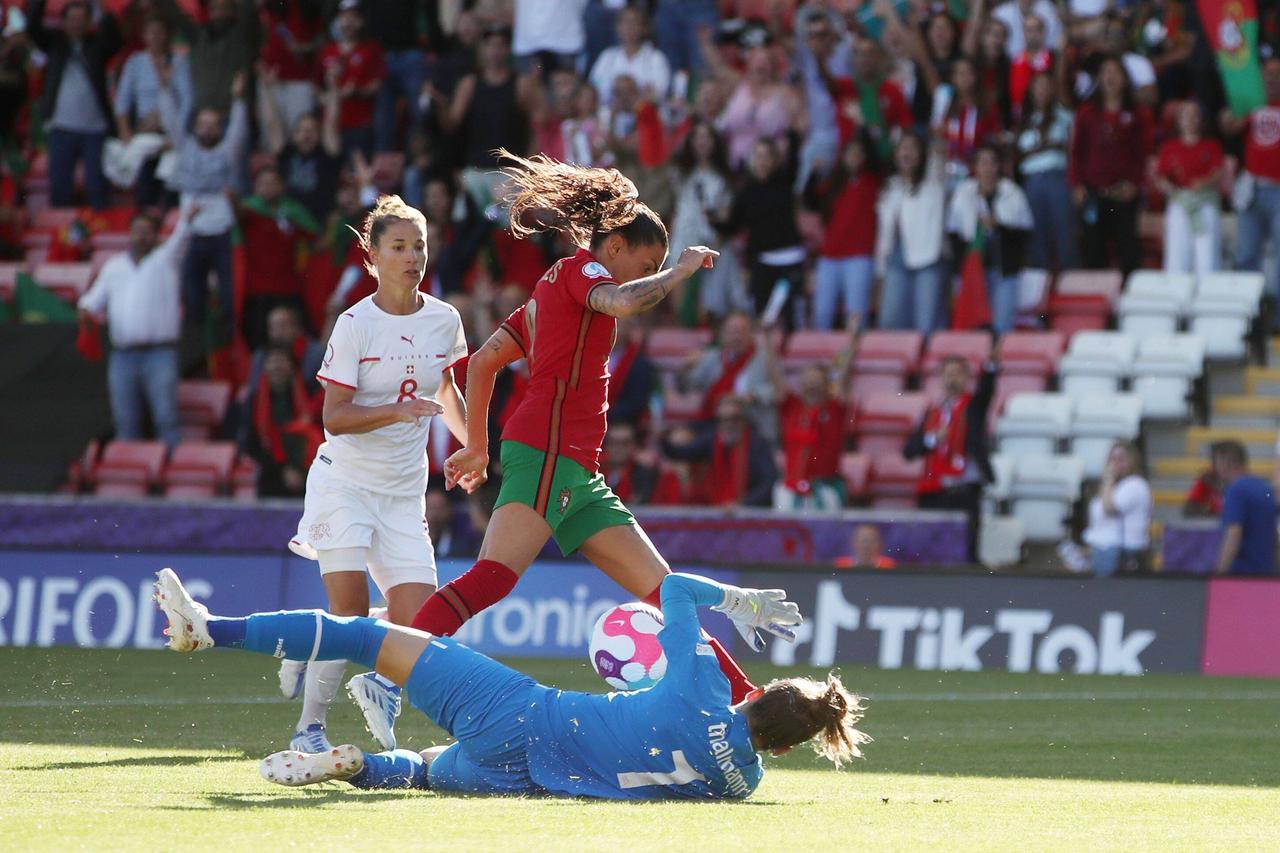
[589,272,678,316]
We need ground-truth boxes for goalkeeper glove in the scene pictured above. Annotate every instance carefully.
[712,586,802,652]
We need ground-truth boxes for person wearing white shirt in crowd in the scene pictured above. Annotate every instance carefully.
[589,6,671,108]
[513,0,587,74]
[991,0,1062,58]
[77,203,196,450]
[283,195,476,761]
[876,132,947,333]
[1075,14,1158,106]
[1080,442,1152,576]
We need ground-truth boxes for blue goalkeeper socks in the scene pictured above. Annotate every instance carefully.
[348,749,428,789]
[209,610,389,670]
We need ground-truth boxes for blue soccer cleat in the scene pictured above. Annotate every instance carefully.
[347,672,401,751]
[290,723,333,755]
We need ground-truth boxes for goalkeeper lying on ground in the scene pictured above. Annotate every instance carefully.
[154,569,868,800]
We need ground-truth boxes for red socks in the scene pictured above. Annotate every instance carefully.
[642,581,757,704]
[411,559,519,636]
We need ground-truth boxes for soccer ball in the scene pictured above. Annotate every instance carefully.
[588,602,667,691]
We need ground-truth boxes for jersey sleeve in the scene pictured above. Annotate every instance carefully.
[500,304,529,357]
[317,313,360,390]
[447,311,468,370]
[656,574,733,704]
[567,258,619,309]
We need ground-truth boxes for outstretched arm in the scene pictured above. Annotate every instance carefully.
[587,246,719,318]
[660,573,801,655]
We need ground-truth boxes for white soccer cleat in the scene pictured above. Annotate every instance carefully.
[347,672,401,751]
[153,568,213,652]
[279,659,307,700]
[259,744,363,787]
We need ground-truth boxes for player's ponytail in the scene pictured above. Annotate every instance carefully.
[746,673,870,768]
[352,194,428,275]
[496,148,667,251]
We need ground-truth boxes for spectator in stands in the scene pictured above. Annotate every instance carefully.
[662,394,777,508]
[361,0,433,153]
[318,0,385,160]
[590,7,670,110]
[77,204,195,450]
[112,16,191,207]
[1088,13,1159,107]
[793,7,851,192]
[1154,101,1224,276]
[607,317,655,429]
[762,326,854,511]
[260,67,342,226]
[724,138,804,331]
[904,356,995,559]
[162,72,249,355]
[27,0,120,210]
[1184,467,1223,518]
[1016,71,1076,271]
[938,56,1003,183]
[834,523,897,570]
[651,0,718,74]
[805,133,881,332]
[680,312,775,430]
[701,25,803,171]
[963,5,1012,128]
[425,485,481,558]
[876,132,948,333]
[256,0,323,136]
[1080,441,1153,575]
[239,165,320,348]
[246,304,324,398]
[601,421,658,506]
[1211,440,1278,576]
[1006,11,1057,116]
[512,0,586,76]
[947,145,1033,335]
[1223,56,1280,313]
[1070,56,1152,278]
[990,0,1063,59]
[163,0,259,114]
[239,345,322,498]
[0,7,29,150]
[880,3,960,128]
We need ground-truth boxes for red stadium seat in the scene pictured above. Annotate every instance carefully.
[854,330,923,377]
[839,452,870,500]
[868,454,924,509]
[89,230,131,252]
[853,391,928,455]
[94,482,150,499]
[1057,270,1123,302]
[846,372,905,411]
[1050,272,1120,340]
[0,261,25,301]
[32,262,95,301]
[94,440,167,495]
[998,331,1066,378]
[647,327,714,370]
[231,456,260,502]
[164,483,219,500]
[177,380,233,441]
[22,208,81,249]
[782,330,850,368]
[922,330,992,375]
[164,442,237,497]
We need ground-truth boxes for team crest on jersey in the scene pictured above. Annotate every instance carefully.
[557,487,572,515]
[581,262,610,279]
[309,522,331,542]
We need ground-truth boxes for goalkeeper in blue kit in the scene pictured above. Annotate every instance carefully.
[154,568,868,800]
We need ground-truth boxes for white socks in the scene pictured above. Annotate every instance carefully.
[297,658,348,730]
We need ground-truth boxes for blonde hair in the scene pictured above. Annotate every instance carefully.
[496,148,667,250]
[352,194,428,275]
[746,673,870,767]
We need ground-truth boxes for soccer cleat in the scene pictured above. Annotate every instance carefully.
[152,568,212,652]
[290,723,334,754]
[347,672,401,751]
[260,744,363,787]
[278,659,307,700]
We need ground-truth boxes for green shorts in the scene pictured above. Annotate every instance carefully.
[494,441,635,556]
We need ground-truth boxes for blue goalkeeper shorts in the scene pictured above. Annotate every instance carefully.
[406,637,541,795]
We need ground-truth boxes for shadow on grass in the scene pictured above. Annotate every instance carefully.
[12,753,253,772]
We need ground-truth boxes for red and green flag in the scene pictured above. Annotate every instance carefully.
[14,272,77,323]
[952,231,992,331]
[1199,0,1266,116]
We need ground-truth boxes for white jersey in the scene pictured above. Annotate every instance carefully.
[315,294,467,496]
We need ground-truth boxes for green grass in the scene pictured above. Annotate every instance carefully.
[2,647,1278,852]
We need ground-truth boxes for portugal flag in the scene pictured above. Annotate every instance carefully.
[951,232,992,330]
[1199,0,1266,116]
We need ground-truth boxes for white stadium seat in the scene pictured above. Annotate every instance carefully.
[1189,272,1265,360]
[1010,455,1085,541]
[1117,270,1195,337]
[995,392,1073,457]
[1130,333,1207,420]
[1069,393,1143,478]
[1058,331,1137,399]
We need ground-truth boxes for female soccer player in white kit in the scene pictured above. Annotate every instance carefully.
[284,195,474,754]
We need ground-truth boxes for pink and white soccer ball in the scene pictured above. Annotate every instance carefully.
[588,602,667,690]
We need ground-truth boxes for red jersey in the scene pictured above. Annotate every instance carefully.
[317,40,385,129]
[1243,103,1280,183]
[499,248,618,473]
[831,77,911,148]
[1009,49,1053,114]
[260,8,323,82]
[780,394,846,492]
[241,207,307,297]
[819,173,880,258]
[1156,137,1224,189]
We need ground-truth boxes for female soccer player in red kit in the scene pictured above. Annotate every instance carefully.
[414,151,758,703]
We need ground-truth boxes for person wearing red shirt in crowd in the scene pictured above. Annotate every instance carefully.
[662,394,778,509]
[607,317,656,429]
[1154,101,1224,276]
[939,57,1003,183]
[1184,469,1223,518]
[1007,13,1056,118]
[1069,56,1153,278]
[239,345,323,499]
[317,0,384,160]
[823,36,911,159]
[258,0,325,133]
[239,165,320,349]
[679,311,775,428]
[804,133,882,332]
[600,422,658,506]
[904,356,996,561]
[761,324,855,511]
[1223,56,1280,311]
[833,524,898,570]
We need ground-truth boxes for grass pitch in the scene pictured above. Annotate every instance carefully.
[2,647,1277,852]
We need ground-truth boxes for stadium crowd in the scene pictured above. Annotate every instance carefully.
[3,0,1278,573]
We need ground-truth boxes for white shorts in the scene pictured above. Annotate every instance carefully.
[288,461,437,593]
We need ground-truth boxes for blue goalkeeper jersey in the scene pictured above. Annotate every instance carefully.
[523,574,764,800]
